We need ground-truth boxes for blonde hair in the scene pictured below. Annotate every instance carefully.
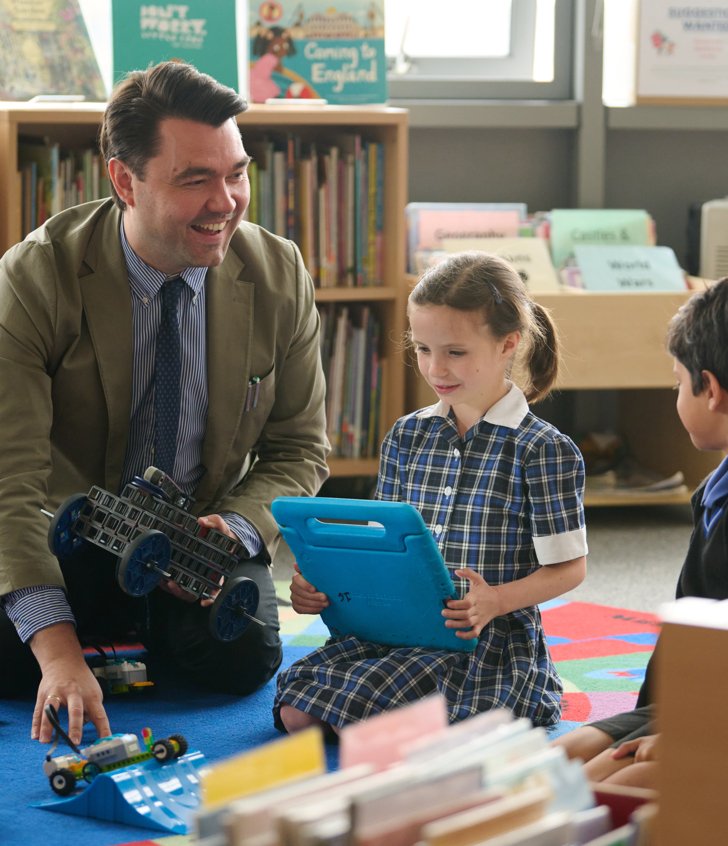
[408,252,559,403]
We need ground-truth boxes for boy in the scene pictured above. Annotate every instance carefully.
[554,277,728,789]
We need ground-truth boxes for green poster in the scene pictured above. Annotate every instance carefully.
[112,0,239,90]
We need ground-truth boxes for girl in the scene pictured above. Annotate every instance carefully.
[273,252,588,731]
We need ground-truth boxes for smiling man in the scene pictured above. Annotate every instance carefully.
[0,61,329,746]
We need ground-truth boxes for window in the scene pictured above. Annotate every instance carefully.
[385,0,574,100]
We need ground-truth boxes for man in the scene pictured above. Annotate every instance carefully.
[0,61,329,745]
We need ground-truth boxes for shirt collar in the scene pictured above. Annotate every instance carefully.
[120,220,207,301]
[415,382,529,430]
[702,454,728,535]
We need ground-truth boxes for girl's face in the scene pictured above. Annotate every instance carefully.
[409,303,519,429]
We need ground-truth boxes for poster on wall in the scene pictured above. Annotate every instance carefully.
[248,0,387,105]
[112,0,240,91]
[636,1,728,104]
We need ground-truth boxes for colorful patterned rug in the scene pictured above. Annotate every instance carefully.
[276,593,661,740]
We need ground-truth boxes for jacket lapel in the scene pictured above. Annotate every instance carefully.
[78,205,134,492]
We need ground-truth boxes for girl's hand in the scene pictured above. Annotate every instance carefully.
[612,734,659,763]
[290,563,329,615]
[442,568,501,638]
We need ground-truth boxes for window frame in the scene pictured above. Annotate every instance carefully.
[386,0,575,101]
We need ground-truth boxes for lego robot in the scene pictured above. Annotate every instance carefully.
[43,703,187,796]
[45,467,262,641]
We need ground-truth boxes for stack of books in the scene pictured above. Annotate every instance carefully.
[194,695,655,845]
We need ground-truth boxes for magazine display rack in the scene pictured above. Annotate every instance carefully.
[0,102,409,479]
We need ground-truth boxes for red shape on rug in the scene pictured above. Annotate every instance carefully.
[542,602,659,639]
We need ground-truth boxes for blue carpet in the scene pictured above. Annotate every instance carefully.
[0,644,330,846]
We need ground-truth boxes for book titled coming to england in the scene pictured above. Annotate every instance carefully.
[249,0,386,105]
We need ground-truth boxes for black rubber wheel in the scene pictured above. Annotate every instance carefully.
[152,738,175,762]
[116,530,170,596]
[168,733,188,758]
[49,768,76,796]
[209,576,260,642]
[47,493,88,560]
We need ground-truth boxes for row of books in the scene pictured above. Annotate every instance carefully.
[246,133,385,289]
[19,138,111,235]
[319,304,382,460]
[194,695,655,846]
[407,203,689,293]
[16,129,386,291]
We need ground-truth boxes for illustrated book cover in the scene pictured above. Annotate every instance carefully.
[0,0,106,100]
[249,0,386,104]
[112,0,240,91]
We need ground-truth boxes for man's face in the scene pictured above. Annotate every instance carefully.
[116,117,250,274]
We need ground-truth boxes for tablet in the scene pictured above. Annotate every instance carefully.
[271,497,477,653]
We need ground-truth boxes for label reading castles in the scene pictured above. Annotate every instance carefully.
[249,1,387,105]
[112,1,239,90]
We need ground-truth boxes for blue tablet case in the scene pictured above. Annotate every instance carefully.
[271,497,478,653]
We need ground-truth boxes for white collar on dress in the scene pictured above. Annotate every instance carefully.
[415,382,529,430]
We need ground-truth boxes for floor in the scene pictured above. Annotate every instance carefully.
[272,502,694,616]
[565,504,693,613]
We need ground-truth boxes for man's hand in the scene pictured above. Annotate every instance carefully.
[29,622,110,745]
[160,513,232,607]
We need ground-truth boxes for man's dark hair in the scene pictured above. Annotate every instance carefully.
[99,60,247,209]
[666,277,728,395]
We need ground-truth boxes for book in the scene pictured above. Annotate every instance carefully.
[548,209,655,272]
[440,236,562,293]
[0,0,106,100]
[249,0,387,105]
[111,0,239,90]
[573,244,688,292]
[339,694,448,771]
[406,203,528,273]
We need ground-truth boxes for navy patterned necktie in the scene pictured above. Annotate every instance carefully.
[154,277,185,476]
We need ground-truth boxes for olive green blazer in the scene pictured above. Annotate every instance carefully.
[0,200,329,593]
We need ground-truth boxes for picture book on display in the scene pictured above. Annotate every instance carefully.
[112,0,240,90]
[0,0,106,100]
[249,0,386,104]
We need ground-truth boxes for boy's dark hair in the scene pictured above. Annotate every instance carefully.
[666,277,728,395]
[408,251,559,403]
[99,60,247,209]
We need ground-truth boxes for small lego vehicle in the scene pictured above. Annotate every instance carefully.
[45,466,261,641]
[86,644,155,695]
[43,704,187,797]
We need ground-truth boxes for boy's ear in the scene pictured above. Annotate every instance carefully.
[703,370,728,411]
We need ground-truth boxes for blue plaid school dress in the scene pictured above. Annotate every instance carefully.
[273,384,587,728]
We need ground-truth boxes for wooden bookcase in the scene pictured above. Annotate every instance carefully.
[405,280,722,507]
[0,102,409,480]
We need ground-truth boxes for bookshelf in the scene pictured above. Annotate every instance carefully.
[405,280,722,508]
[0,101,409,479]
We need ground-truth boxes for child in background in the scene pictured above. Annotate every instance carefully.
[553,276,728,790]
[273,252,588,733]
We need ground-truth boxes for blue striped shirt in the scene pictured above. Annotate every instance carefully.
[4,223,262,642]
